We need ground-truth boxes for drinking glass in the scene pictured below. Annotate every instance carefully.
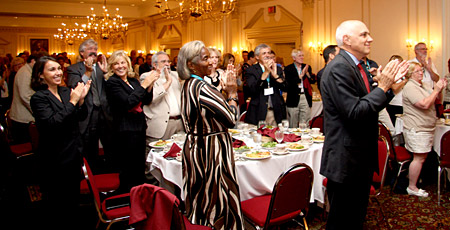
[258,120,266,129]
[299,122,307,131]
[275,130,284,144]
[253,133,262,149]
[282,119,289,130]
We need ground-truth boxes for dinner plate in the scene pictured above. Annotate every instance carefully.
[272,149,289,155]
[149,140,172,148]
[314,139,325,143]
[242,150,272,160]
[228,129,241,135]
[286,143,309,151]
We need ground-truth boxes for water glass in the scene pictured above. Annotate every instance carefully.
[253,133,262,149]
[299,122,307,131]
[282,119,289,130]
[275,130,284,144]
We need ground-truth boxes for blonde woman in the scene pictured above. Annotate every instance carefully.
[402,61,447,197]
[105,50,157,192]
[204,47,224,90]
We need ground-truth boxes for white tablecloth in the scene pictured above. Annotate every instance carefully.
[433,123,450,156]
[147,143,325,203]
[310,101,323,119]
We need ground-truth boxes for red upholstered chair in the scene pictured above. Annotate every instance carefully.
[0,123,33,159]
[378,121,412,191]
[438,130,450,205]
[371,136,390,196]
[238,111,247,122]
[82,157,130,230]
[241,163,314,229]
[129,183,212,230]
[80,149,120,194]
[310,115,324,132]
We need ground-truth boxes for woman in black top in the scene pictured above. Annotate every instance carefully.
[30,56,90,229]
[105,50,156,192]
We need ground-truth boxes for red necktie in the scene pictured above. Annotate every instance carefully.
[357,63,371,93]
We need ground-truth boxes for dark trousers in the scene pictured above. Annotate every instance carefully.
[113,130,146,193]
[82,106,113,174]
[326,177,372,230]
[386,105,403,126]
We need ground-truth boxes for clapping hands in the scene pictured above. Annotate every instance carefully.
[375,60,408,92]
[70,81,91,105]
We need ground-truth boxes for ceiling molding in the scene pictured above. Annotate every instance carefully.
[0,26,55,33]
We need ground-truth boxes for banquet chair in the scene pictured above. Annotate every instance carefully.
[310,114,323,132]
[438,130,450,205]
[378,121,412,191]
[0,123,33,159]
[80,149,120,194]
[82,157,130,230]
[129,183,212,230]
[241,163,313,230]
[238,110,247,122]
[28,122,39,152]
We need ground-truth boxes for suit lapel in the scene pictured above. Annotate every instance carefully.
[340,51,368,94]
[44,88,64,109]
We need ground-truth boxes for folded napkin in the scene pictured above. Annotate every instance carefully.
[163,144,181,158]
[283,133,301,143]
[257,127,276,139]
[444,109,450,113]
[232,139,247,148]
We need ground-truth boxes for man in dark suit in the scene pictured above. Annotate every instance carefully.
[244,43,286,126]
[67,39,112,174]
[317,45,339,94]
[284,49,316,127]
[139,54,153,76]
[320,20,401,229]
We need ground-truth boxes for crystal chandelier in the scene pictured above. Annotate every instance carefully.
[155,0,237,21]
[54,22,88,46]
[84,0,128,40]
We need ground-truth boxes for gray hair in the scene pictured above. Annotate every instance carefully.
[78,39,98,57]
[177,40,205,80]
[291,49,303,58]
[152,51,169,66]
[255,43,271,56]
[414,42,427,51]
[105,50,135,80]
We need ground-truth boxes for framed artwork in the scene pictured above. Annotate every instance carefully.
[30,39,49,53]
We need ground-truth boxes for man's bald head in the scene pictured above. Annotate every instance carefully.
[335,20,373,60]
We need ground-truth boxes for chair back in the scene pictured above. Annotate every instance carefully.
[378,121,396,160]
[264,163,313,228]
[372,136,390,194]
[82,157,102,213]
[28,122,39,152]
[0,125,15,161]
[440,130,450,167]
[238,111,247,122]
[3,110,13,141]
[310,115,323,132]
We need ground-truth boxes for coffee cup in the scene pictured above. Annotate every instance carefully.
[171,133,185,143]
[301,134,314,145]
[311,128,320,135]
[275,144,286,152]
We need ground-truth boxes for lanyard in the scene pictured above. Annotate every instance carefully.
[191,74,203,81]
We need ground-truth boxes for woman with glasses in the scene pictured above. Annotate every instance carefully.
[402,61,447,197]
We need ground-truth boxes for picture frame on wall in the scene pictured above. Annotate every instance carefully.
[30,39,49,53]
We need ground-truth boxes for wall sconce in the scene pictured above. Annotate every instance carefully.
[309,42,326,55]
[406,38,434,53]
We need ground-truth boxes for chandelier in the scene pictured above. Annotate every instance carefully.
[84,0,128,40]
[54,22,88,46]
[155,0,237,21]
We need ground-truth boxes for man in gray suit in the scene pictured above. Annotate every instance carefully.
[320,20,404,229]
[67,39,112,173]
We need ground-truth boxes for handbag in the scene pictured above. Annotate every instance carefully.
[392,132,405,146]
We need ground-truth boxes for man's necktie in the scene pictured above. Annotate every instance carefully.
[357,63,371,93]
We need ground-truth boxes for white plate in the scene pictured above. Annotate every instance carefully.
[242,151,272,160]
[272,149,289,155]
[314,139,325,143]
[286,144,309,151]
[149,140,172,148]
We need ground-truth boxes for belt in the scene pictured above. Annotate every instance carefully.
[299,92,305,95]
[267,107,273,110]
[169,115,182,120]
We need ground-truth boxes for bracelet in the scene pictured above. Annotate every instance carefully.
[227,97,239,104]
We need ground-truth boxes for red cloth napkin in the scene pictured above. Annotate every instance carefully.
[444,109,450,113]
[283,134,301,143]
[233,139,246,148]
[163,144,181,158]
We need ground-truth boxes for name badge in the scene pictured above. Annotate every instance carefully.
[264,87,274,96]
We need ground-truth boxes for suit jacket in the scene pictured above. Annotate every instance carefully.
[67,62,111,134]
[10,63,35,123]
[106,74,153,133]
[30,87,86,166]
[284,63,316,108]
[139,63,152,76]
[142,71,182,138]
[244,64,286,125]
[320,50,394,183]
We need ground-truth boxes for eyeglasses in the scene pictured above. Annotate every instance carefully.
[412,68,424,75]
[158,60,171,64]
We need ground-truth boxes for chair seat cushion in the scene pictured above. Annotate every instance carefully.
[102,193,131,219]
[241,195,271,226]
[369,185,376,195]
[80,173,120,194]
[183,216,213,230]
[395,146,412,162]
[10,142,33,156]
